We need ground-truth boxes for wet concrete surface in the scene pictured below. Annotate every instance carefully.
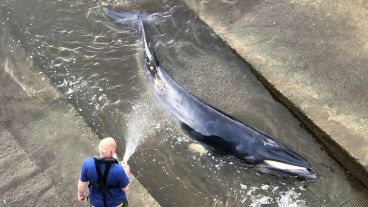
[0,21,159,207]
[184,0,368,188]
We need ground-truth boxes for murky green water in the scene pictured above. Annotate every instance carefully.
[1,0,368,206]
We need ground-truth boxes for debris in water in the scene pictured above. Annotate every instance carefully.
[188,143,208,155]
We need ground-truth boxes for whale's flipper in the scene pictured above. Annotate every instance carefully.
[181,122,235,155]
[260,160,317,179]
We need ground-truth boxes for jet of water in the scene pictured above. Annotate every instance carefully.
[122,98,160,163]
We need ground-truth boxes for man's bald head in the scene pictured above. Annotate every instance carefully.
[99,137,117,157]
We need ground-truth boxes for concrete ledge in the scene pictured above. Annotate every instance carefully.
[0,22,160,207]
[184,0,368,187]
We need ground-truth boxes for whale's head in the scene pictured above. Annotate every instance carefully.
[252,137,317,179]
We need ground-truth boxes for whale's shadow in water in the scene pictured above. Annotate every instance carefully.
[104,8,317,179]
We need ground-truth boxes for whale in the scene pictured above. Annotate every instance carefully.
[104,8,317,179]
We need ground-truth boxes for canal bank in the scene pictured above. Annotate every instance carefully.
[184,0,368,187]
[0,20,160,207]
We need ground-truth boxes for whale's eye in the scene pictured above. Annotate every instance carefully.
[150,65,155,70]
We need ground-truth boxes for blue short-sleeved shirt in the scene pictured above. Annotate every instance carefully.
[80,157,129,207]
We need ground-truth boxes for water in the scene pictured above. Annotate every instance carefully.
[1,0,368,206]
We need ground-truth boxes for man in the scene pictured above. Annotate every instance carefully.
[78,137,130,207]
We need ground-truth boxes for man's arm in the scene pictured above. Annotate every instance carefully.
[78,159,89,201]
[121,163,131,176]
[119,162,130,192]
[77,180,88,201]
[121,164,130,192]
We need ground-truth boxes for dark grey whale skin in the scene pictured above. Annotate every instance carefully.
[104,8,316,179]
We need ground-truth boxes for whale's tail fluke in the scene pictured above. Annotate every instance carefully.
[103,7,146,24]
[103,7,173,26]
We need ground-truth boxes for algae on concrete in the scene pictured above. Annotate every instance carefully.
[184,0,368,187]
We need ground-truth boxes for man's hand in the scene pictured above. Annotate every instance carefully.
[77,180,88,202]
[77,192,86,202]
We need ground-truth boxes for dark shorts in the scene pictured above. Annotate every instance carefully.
[90,200,128,207]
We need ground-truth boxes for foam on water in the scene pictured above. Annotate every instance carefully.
[237,184,306,207]
[276,188,306,207]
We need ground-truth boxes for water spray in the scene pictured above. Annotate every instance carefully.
[122,97,159,165]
